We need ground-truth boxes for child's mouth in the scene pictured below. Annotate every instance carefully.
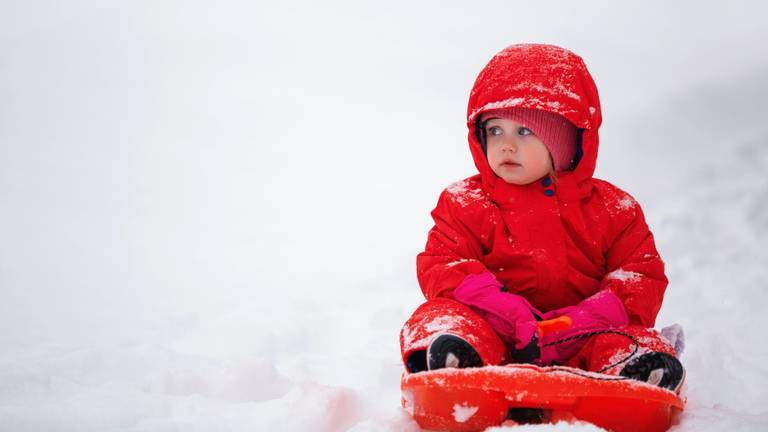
[501,162,521,168]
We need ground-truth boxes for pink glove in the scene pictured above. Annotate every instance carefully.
[454,272,542,363]
[539,290,629,366]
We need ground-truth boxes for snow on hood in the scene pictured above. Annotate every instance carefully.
[466,43,603,201]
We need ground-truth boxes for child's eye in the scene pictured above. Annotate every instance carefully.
[487,126,502,136]
[518,127,533,136]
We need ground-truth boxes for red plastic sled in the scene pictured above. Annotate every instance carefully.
[401,363,685,431]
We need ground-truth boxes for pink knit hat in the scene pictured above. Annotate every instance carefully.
[481,107,579,171]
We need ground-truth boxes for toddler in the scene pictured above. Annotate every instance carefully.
[399,43,684,393]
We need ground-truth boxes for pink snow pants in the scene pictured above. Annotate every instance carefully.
[399,298,678,375]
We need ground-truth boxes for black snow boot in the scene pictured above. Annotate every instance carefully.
[427,334,483,371]
[619,352,684,392]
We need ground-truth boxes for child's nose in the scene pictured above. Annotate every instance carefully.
[502,139,519,152]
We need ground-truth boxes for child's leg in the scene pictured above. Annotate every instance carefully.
[564,325,684,392]
[400,298,507,372]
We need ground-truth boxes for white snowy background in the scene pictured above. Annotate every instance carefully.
[2,1,767,430]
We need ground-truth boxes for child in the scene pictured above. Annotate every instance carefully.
[399,43,684,393]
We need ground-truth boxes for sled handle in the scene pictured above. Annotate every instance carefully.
[537,316,573,335]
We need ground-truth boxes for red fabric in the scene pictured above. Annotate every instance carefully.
[416,43,668,327]
[399,298,508,367]
[400,300,677,379]
[564,326,678,375]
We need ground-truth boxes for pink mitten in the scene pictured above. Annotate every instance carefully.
[454,272,542,362]
[539,290,629,365]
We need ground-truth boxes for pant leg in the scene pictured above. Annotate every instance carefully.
[400,298,508,372]
[564,325,679,375]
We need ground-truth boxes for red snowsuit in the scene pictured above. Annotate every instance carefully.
[400,44,677,374]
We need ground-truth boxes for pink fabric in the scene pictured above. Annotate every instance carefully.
[539,290,629,365]
[453,272,542,351]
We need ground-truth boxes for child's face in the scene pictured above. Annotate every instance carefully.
[484,118,552,185]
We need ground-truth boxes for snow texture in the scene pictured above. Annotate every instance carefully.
[605,269,642,282]
[2,1,768,431]
[452,403,479,423]
[446,179,488,208]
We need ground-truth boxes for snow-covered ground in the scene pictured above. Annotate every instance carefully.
[2,1,768,430]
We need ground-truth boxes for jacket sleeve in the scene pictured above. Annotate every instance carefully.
[416,188,489,300]
[599,189,668,327]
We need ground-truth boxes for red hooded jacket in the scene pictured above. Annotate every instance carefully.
[416,44,668,327]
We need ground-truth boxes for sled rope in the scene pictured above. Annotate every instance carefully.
[542,329,641,375]
[550,367,630,381]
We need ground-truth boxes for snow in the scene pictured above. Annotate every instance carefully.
[470,97,569,123]
[605,269,642,282]
[2,1,768,431]
[446,179,488,208]
[452,403,479,423]
[488,421,604,431]
[425,316,461,334]
[402,314,469,351]
[617,196,637,211]
[446,258,473,268]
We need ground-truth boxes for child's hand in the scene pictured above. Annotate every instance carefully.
[453,272,542,363]
[538,290,629,365]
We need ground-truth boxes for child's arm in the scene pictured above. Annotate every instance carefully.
[416,186,489,300]
[598,184,669,327]
[417,186,542,361]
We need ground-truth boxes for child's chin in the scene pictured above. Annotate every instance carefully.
[499,175,530,185]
